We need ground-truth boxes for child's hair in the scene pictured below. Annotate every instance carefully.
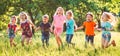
[42,14,49,19]
[86,12,93,18]
[54,7,65,16]
[10,15,17,24]
[66,10,74,19]
[19,12,31,23]
[101,12,116,25]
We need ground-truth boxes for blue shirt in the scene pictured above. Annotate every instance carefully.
[66,19,74,34]
[101,22,112,34]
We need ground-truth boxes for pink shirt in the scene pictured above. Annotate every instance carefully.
[53,15,66,28]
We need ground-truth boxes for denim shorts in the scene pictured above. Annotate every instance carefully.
[8,33,15,38]
[85,35,94,44]
[102,33,111,42]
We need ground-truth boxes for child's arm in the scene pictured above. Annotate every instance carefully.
[50,21,54,32]
[35,26,41,31]
[6,28,9,34]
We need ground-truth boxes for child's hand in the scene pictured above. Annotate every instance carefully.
[97,28,101,32]
[50,28,53,33]
[74,28,78,32]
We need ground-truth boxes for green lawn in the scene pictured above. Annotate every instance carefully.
[0,31,120,56]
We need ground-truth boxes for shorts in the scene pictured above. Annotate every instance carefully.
[8,33,15,38]
[54,27,63,36]
[85,35,94,44]
[102,33,111,42]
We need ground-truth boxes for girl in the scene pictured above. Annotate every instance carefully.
[75,12,96,49]
[66,10,77,46]
[50,7,66,49]
[98,12,116,49]
[19,12,35,46]
[7,15,17,47]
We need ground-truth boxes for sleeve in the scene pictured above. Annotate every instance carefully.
[83,22,86,27]
[48,23,51,28]
[93,22,96,27]
[8,24,10,28]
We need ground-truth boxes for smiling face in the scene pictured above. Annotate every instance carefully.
[66,12,72,20]
[42,17,49,24]
[20,13,27,21]
[11,16,16,24]
[86,14,93,22]
[57,7,64,15]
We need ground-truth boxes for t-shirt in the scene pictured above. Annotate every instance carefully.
[83,21,96,36]
[66,19,74,34]
[101,22,112,34]
[8,23,17,34]
[53,15,66,28]
[40,22,51,36]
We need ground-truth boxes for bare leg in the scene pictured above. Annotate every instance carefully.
[101,38,105,49]
[21,35,25,46]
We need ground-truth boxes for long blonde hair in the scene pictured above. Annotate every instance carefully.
[19,12,32,24]
[101,12,117,25]
[54,7,65,16]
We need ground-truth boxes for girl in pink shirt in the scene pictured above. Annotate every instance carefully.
[51,7,66,49]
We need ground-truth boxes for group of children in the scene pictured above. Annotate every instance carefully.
[7,7,116,50]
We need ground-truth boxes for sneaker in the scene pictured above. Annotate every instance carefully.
[111,40,116,47]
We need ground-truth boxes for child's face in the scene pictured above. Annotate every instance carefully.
[43,18,49,23]
[102,16,108,22]
[66,13,71,20]
[57,9,63,15]
[11,18,16,24]
[20,14,26,20]
[86,14,93,21]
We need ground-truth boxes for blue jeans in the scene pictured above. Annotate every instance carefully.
[41,34,49,45]
[102,33,111,42]
[66,34,73,43]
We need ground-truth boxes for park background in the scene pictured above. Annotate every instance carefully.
[0,0,120,56]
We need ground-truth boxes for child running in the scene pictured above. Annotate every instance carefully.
[97,12,116,49]
[19,12,35,46]
[36,14,51,47]
[66,10,77,47]
[75,12,96,49]
[50,7,66,49]
[7,15,17,47]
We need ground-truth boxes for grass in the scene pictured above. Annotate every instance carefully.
[0,31,120,56]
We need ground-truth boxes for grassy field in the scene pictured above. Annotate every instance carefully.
[0,31,120,56]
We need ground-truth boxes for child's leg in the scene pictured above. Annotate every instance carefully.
[85,35,89,48]
[45,37,49,47]
[10,37,13,47]
[69,34,73,44]
[104,34,111,48]
[26,37,32,45]
[66,34,69,43]
[21,35,26,46]
[101,38,105,49]
[41,35,45,46]
[89,36,95,48]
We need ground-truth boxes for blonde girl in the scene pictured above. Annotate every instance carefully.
[98,12,116,49]
[50,7,66,49]
[19,12,35,46]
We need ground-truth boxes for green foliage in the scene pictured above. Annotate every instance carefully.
[0,0,120,30]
